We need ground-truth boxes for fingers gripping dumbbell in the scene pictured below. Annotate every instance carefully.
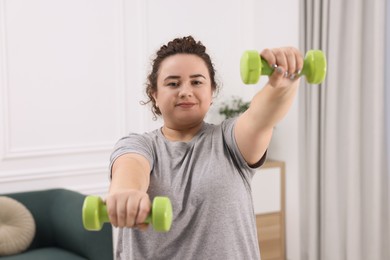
[240,50,327,84]
[82,196,173,232]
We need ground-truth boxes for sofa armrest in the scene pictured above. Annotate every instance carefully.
[50,189,113,260]
[5,189,113,260]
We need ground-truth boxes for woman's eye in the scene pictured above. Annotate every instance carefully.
[167,82,179,87]
[192,80,203,86]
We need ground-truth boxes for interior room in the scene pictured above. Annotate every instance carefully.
[0,0,389,259]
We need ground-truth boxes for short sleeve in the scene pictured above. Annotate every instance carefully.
[109,133,154,179]
[221,118,266,170]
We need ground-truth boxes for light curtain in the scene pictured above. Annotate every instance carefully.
[299,0,389,259]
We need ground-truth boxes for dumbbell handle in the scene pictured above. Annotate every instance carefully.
[82,195,172,232]
[91,200,153,224]
[252,56,311,76]
[256,58,275,76]
[254,55,317,78]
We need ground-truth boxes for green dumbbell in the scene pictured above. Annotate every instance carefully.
[82,195,173,232]
[240,49,327,84]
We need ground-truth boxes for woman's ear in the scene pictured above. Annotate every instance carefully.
[152,91,158,107]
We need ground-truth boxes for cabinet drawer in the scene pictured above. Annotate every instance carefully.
[256,213,283,260]
[253,160,286,260]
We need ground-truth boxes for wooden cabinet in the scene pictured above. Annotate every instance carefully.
[252,160,286,260]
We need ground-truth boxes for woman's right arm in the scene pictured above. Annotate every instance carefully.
[106,153,151,229]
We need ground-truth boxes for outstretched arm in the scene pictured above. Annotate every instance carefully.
[107,153,151,229]
[235,47,303,165]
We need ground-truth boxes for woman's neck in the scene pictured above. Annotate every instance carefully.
[161,121,204,142]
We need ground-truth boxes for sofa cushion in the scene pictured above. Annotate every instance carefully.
[0,247,88,260]
[0,196,36,256]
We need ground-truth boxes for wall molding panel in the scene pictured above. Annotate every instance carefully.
[1,165,109,194]
[3,142,114,160]
[1,164,108,183]
[0,0,127,195]
[68,182,110,196]
[1,0,128,158]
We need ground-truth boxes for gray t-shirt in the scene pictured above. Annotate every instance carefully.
[110,118,265,260]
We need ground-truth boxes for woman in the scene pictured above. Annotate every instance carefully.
[107,36,302,259]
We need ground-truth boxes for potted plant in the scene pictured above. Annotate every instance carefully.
[218,96,250,119]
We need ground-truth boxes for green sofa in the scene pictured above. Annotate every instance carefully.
[1,188,113,260]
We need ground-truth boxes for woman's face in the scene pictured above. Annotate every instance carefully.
[153,54,213,129]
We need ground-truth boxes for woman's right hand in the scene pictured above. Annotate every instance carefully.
[105,189,151,230]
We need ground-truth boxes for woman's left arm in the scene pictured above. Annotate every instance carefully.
[234,47,303,165]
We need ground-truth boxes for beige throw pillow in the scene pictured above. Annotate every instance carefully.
[0,196,36,256]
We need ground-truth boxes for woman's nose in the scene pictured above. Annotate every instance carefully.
[178,83,193,98]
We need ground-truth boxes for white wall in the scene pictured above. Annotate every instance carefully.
[0,0,300,259]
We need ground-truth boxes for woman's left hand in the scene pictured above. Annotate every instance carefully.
[260,47,304,88]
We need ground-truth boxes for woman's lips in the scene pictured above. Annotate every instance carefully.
[176,102,196,108]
